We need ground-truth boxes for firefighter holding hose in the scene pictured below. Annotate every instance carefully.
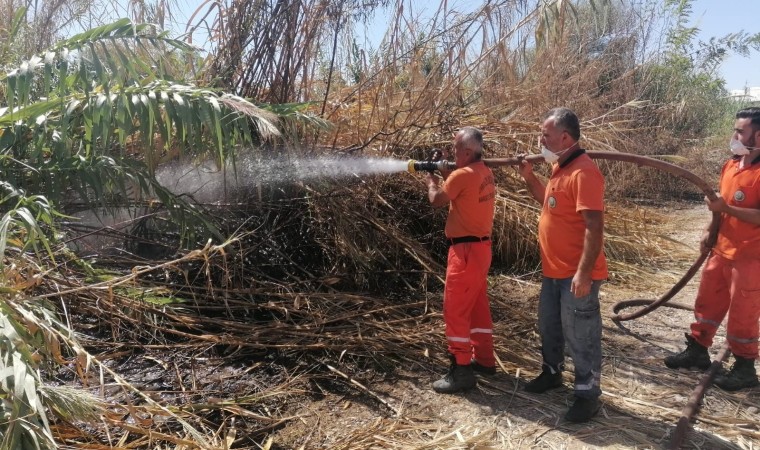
[665,107,760,391]
[518,107,608,423]
[424,126,497,394]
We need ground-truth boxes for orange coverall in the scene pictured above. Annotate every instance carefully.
[441,161,496,366]
[691,157,760,359]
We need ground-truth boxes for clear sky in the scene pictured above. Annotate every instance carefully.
[690,0,760,90]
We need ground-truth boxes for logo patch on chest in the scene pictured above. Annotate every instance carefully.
[734,190,746,202]
[548,196,557,208]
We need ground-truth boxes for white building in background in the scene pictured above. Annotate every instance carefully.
[729,87,760,102]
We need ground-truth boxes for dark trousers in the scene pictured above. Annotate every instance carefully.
[538,276,603,399]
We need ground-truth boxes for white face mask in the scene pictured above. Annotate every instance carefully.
[730,138,750,156]
[541,146,571,164]
[541,146,559,163]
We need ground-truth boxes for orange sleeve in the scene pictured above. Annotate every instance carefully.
[443,170,466,200]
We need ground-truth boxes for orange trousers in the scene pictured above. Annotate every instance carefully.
[691,253,760,359]
[443,241,494,366]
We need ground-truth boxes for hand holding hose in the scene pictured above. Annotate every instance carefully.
[701,194,723,254]
[430,148,452,179]
[704,195,727,213]
[425,149,442,189]
[515,154,533,179]
[425,171,439,189]
[429,148,443,164]
[699,229,715,255]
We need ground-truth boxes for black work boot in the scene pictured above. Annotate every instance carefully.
[470,359,497,376]
[565,396,601,423]
[524,369,563,393]
[432,358,476,393]
[714,356,759,391]
[664,333,711,370]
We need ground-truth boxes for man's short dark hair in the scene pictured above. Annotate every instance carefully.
[544,107,581,141]
[736,107,760,132]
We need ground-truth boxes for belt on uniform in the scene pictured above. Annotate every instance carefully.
[448,236,490,246]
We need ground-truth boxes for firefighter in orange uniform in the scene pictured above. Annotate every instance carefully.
[518,107,607,423]
[665,107,760,391]
[425,126,497,393]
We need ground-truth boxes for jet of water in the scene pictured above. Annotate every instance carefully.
[155,153,412,203]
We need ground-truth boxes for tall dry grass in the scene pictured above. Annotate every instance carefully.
[291,0,710,278]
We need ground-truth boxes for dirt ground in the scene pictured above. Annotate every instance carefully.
[267,203,759,450]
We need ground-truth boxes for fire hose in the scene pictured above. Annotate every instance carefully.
[409,151,720,321]
[410,152,727,447]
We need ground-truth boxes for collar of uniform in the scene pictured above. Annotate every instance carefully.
[462,159,483,169]
[558,148,586,169]
[730,154,760,167]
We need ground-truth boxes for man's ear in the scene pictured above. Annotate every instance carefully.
[560,131,569,144]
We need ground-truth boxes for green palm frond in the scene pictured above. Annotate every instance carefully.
[0,303,59,450]
[0,20,317,250]
[1,76,271,174]
[1,17,325,164]
[0,295,108,450]
[0,182,58,262]
[0,18,329,254]
[260,101,333,131]
[51,19,196,87]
